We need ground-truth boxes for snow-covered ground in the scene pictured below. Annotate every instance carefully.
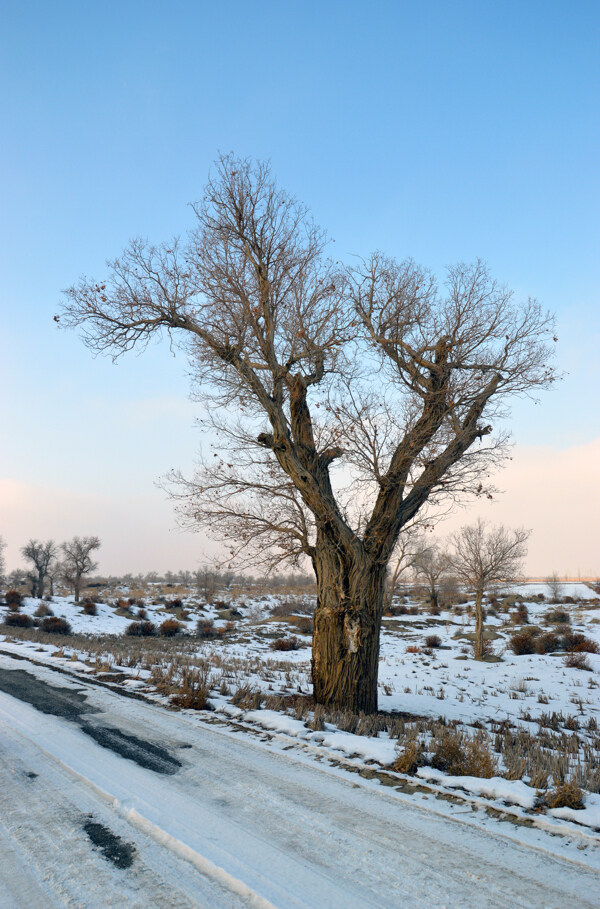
[1,580,600,861]
[0,650,599,908]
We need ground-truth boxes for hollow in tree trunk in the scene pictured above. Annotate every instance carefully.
[311,535,385,714]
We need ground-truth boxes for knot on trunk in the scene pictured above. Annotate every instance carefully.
[344,614,361,653]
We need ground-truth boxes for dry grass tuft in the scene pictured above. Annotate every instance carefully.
[546,780,585,810]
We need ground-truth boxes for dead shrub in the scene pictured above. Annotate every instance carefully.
[5,612,33,628]
[310,704,326,731]
[160,618,182,637]
[563,652,592,671]
[5,590,22,608]
[231,685,263,710]
[125,620,156,637]
[270,636,300,651]
[388,603,408,616]
[510,632,536,655]
[562,632,599,654]
[534,632,560,654]
[546,780,585,810]
[393,740,422,775]
[431,729,496,777]
[171,667,210,710]
[545,608,570,625]
[41,616,72,635]
[34,603,54,617]
[424,634,441,649]
[82,601,97,616]
[406,645,420,654]
[296,617,313,635]
[514,603,529,623]
[196,618,217,639]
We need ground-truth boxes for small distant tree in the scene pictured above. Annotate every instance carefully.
[45,556,63,597]
[450,520,529,659]
[60,536,101,602]
[195,564,218,601]
[21,540,58,599]
[546,572,564,603]
[384,526,421,612]
[412,542,450,610]
[0,536,6,580]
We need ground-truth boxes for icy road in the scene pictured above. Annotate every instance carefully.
[0,652,597,908]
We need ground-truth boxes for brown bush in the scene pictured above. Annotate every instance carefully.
[388,603,408,616]
[125,620,156,637]
[34,603,54,617]
[82,601,97,616]
[5,590,22,607]
[510,632,536,655]
[431,730,496,777]
[196,618,217,639]
[546,780,585,810]
[231,685,264,710]
[424,634,442,649]
[563,652,592,671]
[534,632,560,654]
[562,632,599,654]
[510,603,529,624]
[160,618,182,637]
[5,612,33,627]
[270,636,300,651]
[171,667,209,710]
[296,617,313,635]
[545,608,570,625]
[41,617,72,635]
[393,740,422,774]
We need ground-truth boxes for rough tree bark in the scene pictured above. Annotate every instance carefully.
[311,534,385,712]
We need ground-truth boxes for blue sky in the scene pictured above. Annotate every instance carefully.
[1,1,598,574]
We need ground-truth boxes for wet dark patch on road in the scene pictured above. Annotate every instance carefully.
[83,820,136,869]
[0,667,181,774]
[0,668,98,720]
[79,720,181,774]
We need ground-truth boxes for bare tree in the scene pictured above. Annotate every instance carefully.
[383,527,420,613]
[61,536,101,602]
[21,540,58,599]
[546,572,564,603]
[61,155,557,711]
[450,519,530,659]
[45,556,63,598]
[412,541,450,611]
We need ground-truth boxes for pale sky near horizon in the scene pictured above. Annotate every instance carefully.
[1,1,599,577]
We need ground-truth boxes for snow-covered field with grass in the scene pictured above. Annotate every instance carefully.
[1,579,599,905]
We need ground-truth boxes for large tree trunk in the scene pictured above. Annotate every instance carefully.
[37,571,44,599]
[311,535,385,714]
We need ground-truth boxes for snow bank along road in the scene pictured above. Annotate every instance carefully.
[0,652,598,909]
